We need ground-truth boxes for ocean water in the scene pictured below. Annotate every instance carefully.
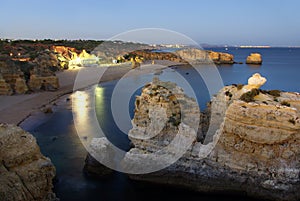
[24,48,300,201]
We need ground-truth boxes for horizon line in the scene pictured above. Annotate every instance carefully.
[1,38,300,48]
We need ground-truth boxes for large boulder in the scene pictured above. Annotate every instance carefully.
[246,53,262,65]
[0,123,57,201]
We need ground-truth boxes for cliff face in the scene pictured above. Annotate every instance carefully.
[124,48,235,65]
[84,74,299,200]
[0,124,57,201]
[125,74,300,201]
[0,50,60,95]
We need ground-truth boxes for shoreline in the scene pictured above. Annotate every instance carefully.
[0,60,181,126]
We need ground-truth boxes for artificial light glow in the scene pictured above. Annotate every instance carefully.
[72,91,88,126]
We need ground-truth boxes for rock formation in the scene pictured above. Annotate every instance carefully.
[52,45,78,61]
[28,74,59,91]
[208,51,235,64]
[175,48,234,64]
[86,74,300,201]
[124,48,235,65]
[0,52,60,95]
[242,73,267,92]
[0,123,57,201]
[246,53,263,65]
[0,60,28,95]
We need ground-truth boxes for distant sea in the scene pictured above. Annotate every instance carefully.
[24,48,300,201]
[209,47,300,92]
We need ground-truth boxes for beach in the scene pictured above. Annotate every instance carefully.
[0,60,180,125]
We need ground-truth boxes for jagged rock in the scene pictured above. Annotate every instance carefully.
[246,53,262,65]
[128,75,300,200]
[86,74,300,200]
[0,124,57,201]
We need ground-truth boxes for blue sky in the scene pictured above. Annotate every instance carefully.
[1,0,300,46]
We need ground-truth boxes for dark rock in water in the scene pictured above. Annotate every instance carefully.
[83,154,114,178]
[41,106,53,113]
[0,123,58,201]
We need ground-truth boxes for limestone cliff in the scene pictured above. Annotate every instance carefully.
[0,51,60,95]
[0,124,57,201]
[123,48,235,65]
[85,74,299,200]
[127,74,299,200]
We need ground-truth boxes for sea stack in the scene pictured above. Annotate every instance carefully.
[246,53,263,65]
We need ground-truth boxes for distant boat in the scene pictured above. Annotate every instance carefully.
[225,47,228,50]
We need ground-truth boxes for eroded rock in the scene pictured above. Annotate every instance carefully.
[0,123,57,201]
[86,74,300,201]
[246,53,262,65]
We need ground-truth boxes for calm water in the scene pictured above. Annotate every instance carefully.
[23,48,299,201]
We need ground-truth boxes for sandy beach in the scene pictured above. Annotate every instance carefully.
[0,60,180,125]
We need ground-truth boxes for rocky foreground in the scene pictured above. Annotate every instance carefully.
[86,74,300,201]
[0,124,57,201]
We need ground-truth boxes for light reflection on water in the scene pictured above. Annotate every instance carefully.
[25,48,300,201]
[71,65,213,151]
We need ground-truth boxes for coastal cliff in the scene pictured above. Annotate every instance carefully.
[0,50,60,95]
[125,74,299,200]
[124,48,235,65]
[86,73,299,201]
[0,124,57,201]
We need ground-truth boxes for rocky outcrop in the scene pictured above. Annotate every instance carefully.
[0,52,60,95]
[246,53,262,65]
[86,74,299,200]
[28,75,59,91]
[126,76,299,200]
[208,51,235,64]
[123,48,235,65]
[52,46,78,61]
[33,50,59,70]
[0,123,57,201]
